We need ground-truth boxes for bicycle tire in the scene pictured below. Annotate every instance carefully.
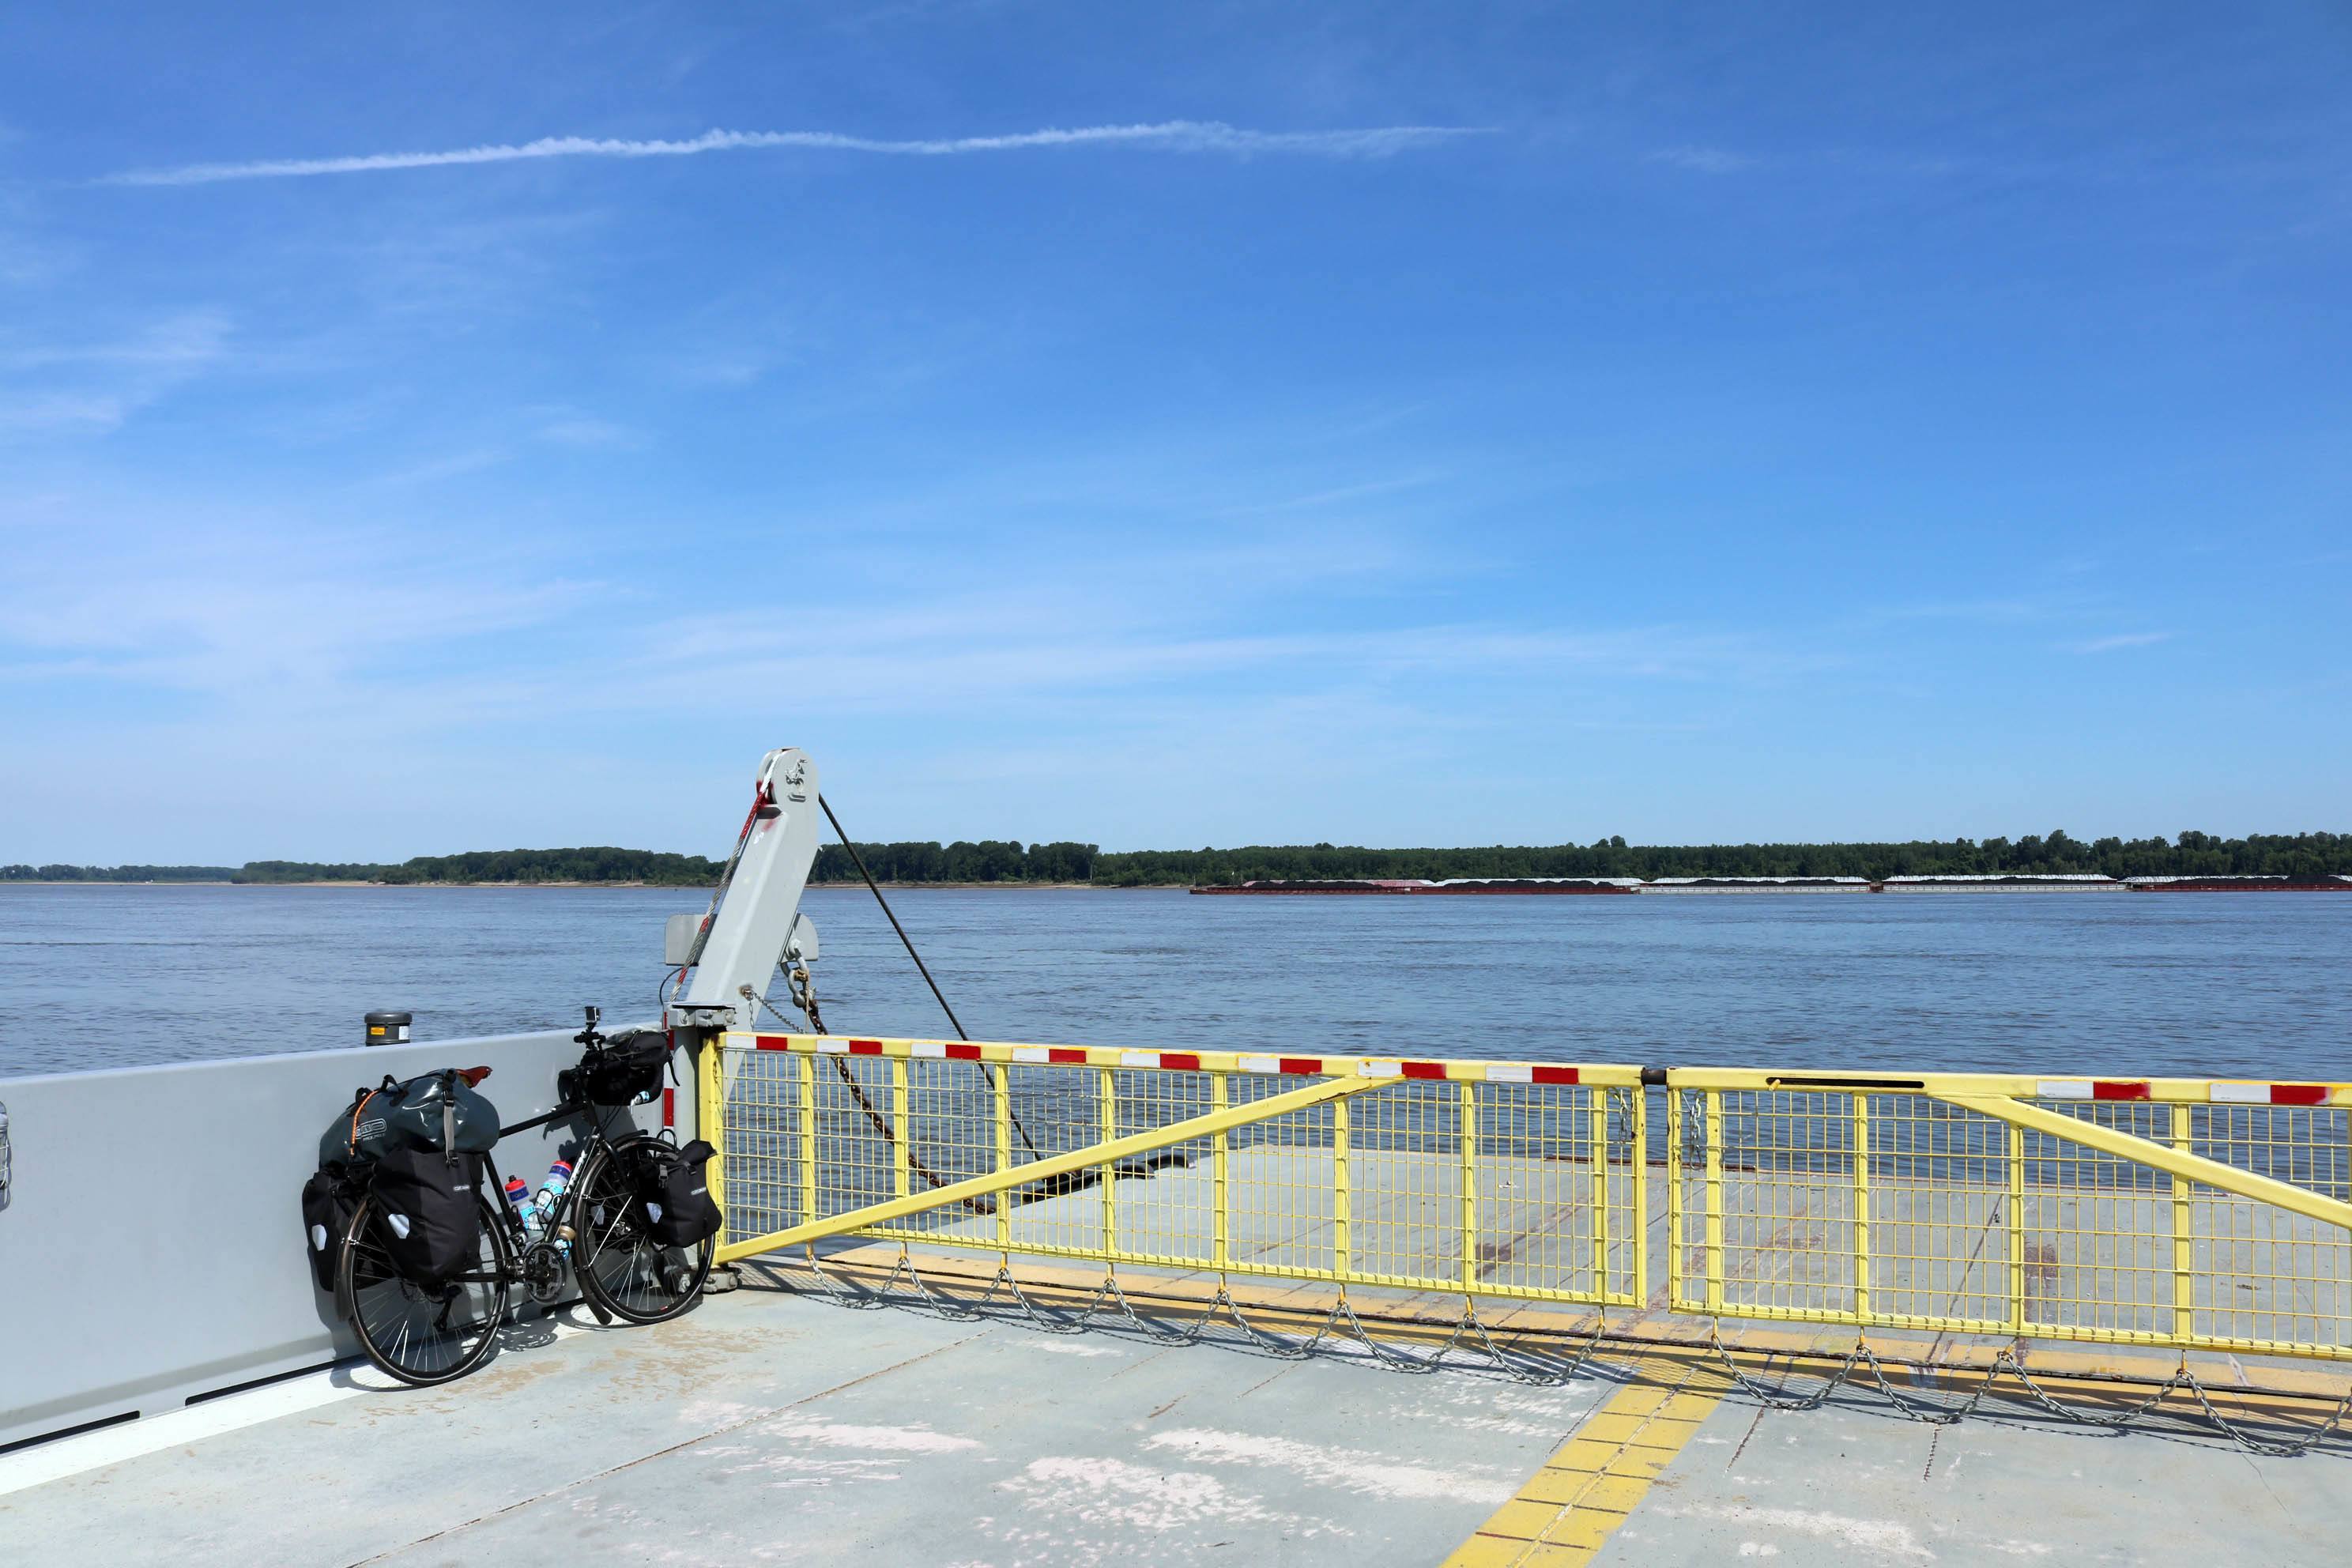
[341,1190,513,1387]
[572,1136,715,1325]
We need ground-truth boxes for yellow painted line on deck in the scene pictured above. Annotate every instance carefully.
[1442,1354,1722,1568]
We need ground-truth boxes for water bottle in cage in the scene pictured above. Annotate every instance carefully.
[506,1174,539,1234]
[534,1159,575,1246]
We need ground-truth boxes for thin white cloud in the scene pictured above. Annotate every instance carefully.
[1648,145,1757,175]
[2068,631,2173,654]
[1219,472,1445,516]
[0,311,232,435]
[354,447,509,489]
[530,409,643,449]
[0,310,231,371]
[102,121,1494,187]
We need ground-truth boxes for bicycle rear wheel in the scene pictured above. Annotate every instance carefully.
[341,1192,512,1386]
[573,1137,715,1325]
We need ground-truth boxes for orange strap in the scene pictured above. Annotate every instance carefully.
[347,1089,379,1158]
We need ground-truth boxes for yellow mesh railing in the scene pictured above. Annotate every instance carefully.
[709,1034,1647,1308]
[1665,1069,2352,1361]
[705,1037,2352,1361]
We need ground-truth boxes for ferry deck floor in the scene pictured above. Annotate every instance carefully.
[2,1248,2343,1567]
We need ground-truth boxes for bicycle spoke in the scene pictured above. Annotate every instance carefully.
[569,1139,712,1324]
[346,1195,507,1385]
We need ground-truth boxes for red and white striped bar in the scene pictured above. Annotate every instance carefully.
[731,1033,1649,1087]
[2209,1080,2332,1106]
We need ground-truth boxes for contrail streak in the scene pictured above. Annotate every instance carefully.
[103,121,1493,187]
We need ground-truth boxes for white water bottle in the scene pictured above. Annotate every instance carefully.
[534,1159,574,1242]
[505,1174,538,1234]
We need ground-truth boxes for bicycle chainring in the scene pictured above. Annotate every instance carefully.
[522,1239,567,1305]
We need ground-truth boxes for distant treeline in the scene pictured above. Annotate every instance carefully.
[1091,830,2352,886]
[811,841,1099,884]
[0,863,239,883]
[0,850,726,886]
[8,830,2346,887]
[243,848,730,886]
[2,841,1098,885]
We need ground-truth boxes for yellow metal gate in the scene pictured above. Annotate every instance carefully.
[1666,1068,2352,1360]
[705,1033,1648,1309]
[703,1035,2352,1362]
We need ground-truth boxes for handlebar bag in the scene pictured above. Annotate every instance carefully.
[573,1031,674,1107]
[369,1146,487,1292]
[632,1139,722,1248]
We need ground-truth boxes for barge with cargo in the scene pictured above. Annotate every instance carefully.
[1193,872,2352,894]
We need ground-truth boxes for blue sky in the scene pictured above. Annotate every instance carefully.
[2,4,2346,863]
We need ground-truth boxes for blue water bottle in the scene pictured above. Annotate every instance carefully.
[534,1159,574,1245]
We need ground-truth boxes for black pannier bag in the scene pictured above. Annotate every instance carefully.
[306,1067,499,1301]
[300,1168,364,1293]
[369,1145,487,1291]
[300,1168,391,1304]
[571,1029,673,1107]
[319,1068,500,1170]
[632,1139,722,1248]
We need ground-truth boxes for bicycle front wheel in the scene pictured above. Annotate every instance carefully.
[574,1137,715,1325]
[341,1191,512,1386]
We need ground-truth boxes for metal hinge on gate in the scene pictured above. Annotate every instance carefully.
[0,1099,12,1212]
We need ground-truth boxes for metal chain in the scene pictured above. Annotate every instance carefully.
[982,1259,1092,1334]
[1291,1291,1428,1370]
[750,982,996,1216]
[1606,1087,1637,1152]
[1429,1300,1609,1386]
[1089,1272,1218,1345]
[786,1171,2343,1437]
[794,1244,888,1310]
[1850,1342,2000,1426]
[772,1238,2350,1457]
[1679,1089,1709,1164]
[1705,1329,1871,1412]
[880,1248,991,1319]
[1706,1331,2352,1456]
[756,1200,2347,1460]
[2179,1368,2352,1458]
[779,1243,1622,1386]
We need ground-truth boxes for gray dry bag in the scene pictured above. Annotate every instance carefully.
[320,1068,500,1170]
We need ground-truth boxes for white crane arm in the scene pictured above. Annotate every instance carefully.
[667,747,821,1031]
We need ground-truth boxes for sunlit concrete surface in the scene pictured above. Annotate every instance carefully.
[0,1272,1604,1566]
[1597,1396,2346,1566]
[3,1257,2346,1567]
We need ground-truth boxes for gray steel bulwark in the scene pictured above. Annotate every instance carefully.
[0,1027,687,1453]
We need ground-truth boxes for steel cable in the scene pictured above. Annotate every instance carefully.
[817,794,1043,1160]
